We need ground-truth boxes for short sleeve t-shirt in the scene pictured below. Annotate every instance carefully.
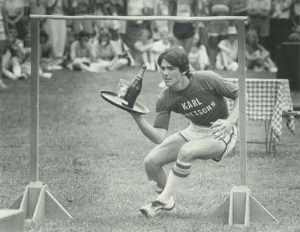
[94,42,115,61]
[153,71,238,129]
[71,41,93,60]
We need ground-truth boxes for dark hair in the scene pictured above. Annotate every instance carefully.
[246,29,259,45]
[78,31,90,40]
[157,47,191,77]
[139,29,151,39]
[98,30,111,43]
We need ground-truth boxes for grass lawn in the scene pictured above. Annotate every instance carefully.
[0,67,300,232]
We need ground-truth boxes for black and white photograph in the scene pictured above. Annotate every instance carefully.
[0,0,299,231]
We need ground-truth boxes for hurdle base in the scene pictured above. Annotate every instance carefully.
[11,182,73,222]
[211,186,279,226]
[0,209,24,232]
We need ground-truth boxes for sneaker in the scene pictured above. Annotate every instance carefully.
[164,196,175,211]
[139,198,175,217]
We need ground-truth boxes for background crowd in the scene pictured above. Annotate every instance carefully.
[0,0,300,89]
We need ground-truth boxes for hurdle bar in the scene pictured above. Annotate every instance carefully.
[29,14,248,21]
[12,14,277,225]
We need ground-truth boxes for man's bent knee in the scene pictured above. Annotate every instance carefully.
[178,144,195,162]
[144,151,163,170]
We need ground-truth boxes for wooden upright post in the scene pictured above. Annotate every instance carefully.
[237,21,247,186]
[11,18,73,222]
[211,21,278,226]
[30,18,40,183]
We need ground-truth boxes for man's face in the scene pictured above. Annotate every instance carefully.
[159,59,182,88]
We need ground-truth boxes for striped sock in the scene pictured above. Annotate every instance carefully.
[157,159,192,203]
[172,159,192,178]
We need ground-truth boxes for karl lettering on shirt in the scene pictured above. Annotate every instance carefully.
[181,97,216,116]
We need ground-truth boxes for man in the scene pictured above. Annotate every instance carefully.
[129,47,245,217]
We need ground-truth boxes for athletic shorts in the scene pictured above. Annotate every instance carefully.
[173,22,195,40]
[179,122,237,161]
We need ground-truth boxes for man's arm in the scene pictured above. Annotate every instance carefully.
[227,95,243,125]
[4,7,25,25]
[211,94,248,139]
[134,41,153,53]
[130,113,168,144]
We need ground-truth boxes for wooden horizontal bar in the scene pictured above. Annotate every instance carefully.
[29,14,248,21]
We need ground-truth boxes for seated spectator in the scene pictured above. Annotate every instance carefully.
[216,26,239,71]
[2,28,29,79]
[134,29,155,70]
[110,29,135,69]
[68,31,93,72]
[245,30,277,72]
[2,28,51,80]
[87,30,122,72]
[188,38,210,71]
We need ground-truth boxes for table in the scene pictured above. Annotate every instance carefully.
[226,78,295,153]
